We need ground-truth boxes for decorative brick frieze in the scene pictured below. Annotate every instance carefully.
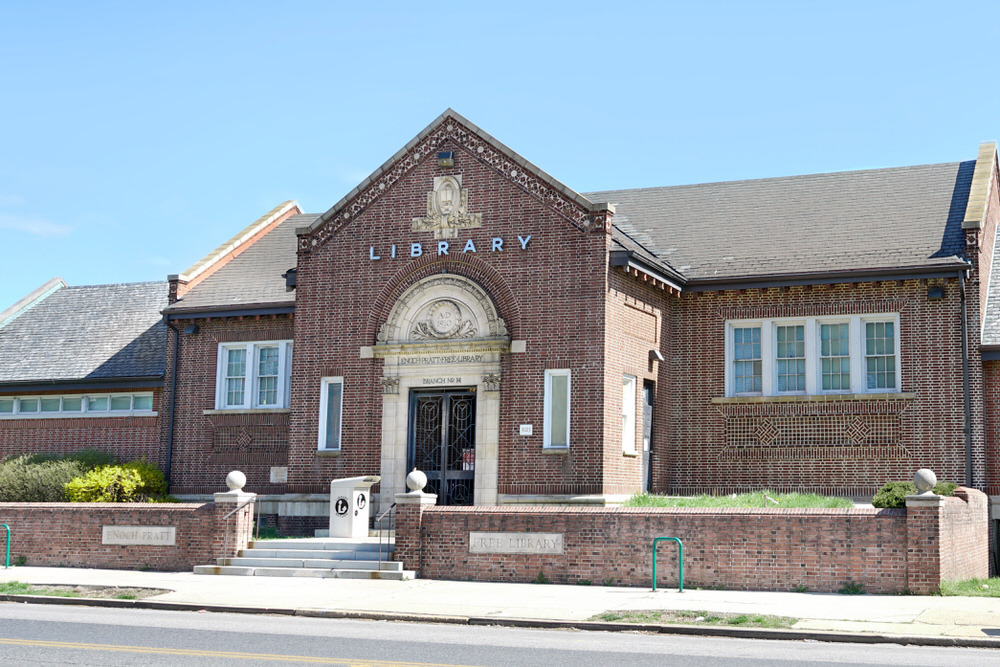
[718,299,911,321]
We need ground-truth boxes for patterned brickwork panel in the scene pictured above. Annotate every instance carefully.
[207,413,289,466]
[716,397,912,461]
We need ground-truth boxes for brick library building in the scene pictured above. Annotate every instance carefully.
[3,110,1000,532]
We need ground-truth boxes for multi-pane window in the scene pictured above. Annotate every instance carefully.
[318,377,344,451]
[866,321,896,389]
[733,327,762,394]
[544,369,571,448]
[225,348,247,407]
[820,323,851,391]
[0,393,154,417]
[216,341,293,409]
[727,315,900,397]
[775,325,805,392]
[257,346,280,406]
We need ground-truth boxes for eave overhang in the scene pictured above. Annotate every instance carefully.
[162,302,295,320]
[611,249,970,295]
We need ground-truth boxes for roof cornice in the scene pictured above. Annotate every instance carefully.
[963,141,997,230]
[683,262,970,292]
[0,277,66,329]
[162,303,295,320]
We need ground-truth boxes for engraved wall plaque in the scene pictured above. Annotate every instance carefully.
[102,525,176,546]
[469,531,563,554]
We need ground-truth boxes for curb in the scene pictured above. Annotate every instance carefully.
[3,594,1000,649]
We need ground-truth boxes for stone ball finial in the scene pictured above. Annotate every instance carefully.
[913,468,937,494]
[226,470,247,491]
[406,468,427,492]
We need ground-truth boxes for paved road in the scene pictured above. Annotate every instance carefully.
[1,603,998,666]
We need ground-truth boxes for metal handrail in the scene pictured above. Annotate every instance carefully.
[223,497,256,520]
[222,497,256,561]
[652,537,683,592]
[1,524,9,569]
[376,503,396,571]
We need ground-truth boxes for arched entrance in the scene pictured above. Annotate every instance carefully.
[370,274,509,506]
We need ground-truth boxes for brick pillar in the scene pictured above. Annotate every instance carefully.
[905,493,944,594]
[393,490,437,574]
[214,490,256,560]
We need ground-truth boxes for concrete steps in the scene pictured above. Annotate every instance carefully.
[194,537,413,580]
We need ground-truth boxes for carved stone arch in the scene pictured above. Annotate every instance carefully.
[377,274,509,345]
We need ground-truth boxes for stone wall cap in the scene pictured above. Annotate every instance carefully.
[394,491,438,505]
[213,490,257,503]
[905,493,944,507]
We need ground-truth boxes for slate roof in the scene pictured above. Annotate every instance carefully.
[589,161,974,283]
[166,213,319,312]
[0,281,168,384]
[981,233,1000,346]
[165,158,976,313]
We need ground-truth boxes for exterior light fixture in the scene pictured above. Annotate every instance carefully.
[437,151,455,168]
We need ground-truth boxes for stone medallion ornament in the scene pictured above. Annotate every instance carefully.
[412,299,477,340]
[412,175,482,239]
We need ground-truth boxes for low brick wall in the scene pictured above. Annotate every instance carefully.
[941,488,990,581]
[0,497,254,571]
[396,487,989,594]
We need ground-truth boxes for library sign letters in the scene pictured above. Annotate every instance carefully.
[368,175,532,261]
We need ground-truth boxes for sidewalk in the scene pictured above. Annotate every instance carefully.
[2,566,1000,648]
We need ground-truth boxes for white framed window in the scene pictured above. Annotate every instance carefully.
[318,376,344,451]
[215,341,293,409]
[725,314,900,397]
[622,374,637,454]
[0,393,155,418]
[543,369,571,449]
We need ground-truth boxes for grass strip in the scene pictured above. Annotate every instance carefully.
[624,491,853,509]
[591,609,797,628]
[939,578,1000,597]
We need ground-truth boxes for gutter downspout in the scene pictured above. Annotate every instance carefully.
[164,317,180,488]
[960,270,974,486]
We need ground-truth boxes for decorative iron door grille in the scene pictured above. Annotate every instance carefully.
[408,389,476,505]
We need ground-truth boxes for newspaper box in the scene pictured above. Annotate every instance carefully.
[329,475,381,538]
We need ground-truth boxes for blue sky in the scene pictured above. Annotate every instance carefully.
[3,1,1000,310]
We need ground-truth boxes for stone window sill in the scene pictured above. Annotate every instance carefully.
[542,446,569,454]
[623,450,639,458]
[316,449,341,457]
[711,393,914,405]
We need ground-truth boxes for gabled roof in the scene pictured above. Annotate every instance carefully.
[0,281,168,386]
[298,109,613,248]
[592,160,973,285]
[165,213,318,313]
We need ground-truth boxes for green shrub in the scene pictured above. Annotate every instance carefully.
[65,465,143,502]
[0,455,86,502]
[26,449,116,471]
[124,458,168,498]
[872,481,958,508]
